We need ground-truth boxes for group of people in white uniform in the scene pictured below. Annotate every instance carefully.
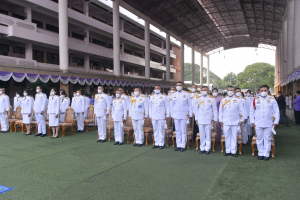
[0,82,279,160]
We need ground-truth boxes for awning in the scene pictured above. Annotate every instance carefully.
[280,69,300,87]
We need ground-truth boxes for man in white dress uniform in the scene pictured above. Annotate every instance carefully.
[34,86,47,137]
[71,90,85,133]
[0,88,10,133]
[112,90,127,145]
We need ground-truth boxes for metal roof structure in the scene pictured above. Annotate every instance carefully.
[121,0,287,53]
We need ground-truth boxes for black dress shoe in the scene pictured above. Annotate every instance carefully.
[97,139,102,142]
[76,130,81,133]
[205,151,210,155]
[80,130,83,133]
[180,148,185,152]
[232,154,238,157]
[100,140,105,143]
[152,146,159,149]
[137,144,142,147]
[258,156,264,160]
[118,142,123,146]
[175,148,181,151]
[55,135,59,138]
[224,153,231,156]
[24,133,32,135]
[50,136,54,139]
[41,134,46,137]
[264,157,269,161]
[133,144,138,146]
[0,131,3,133]
[35,133,42,136]
[159,146,164,149]
[2,131,7,133]
[114,142,119,145]
[199,151,205,154]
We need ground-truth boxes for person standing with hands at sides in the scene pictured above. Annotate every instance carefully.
[118,88,130,110]
[71,90,85,133]
[149,85,169,149]
[190,85,200,142]
[219,86,244,157]
[21,90,34,135]
[235,88,249,144]
[212,88,222,143]
[48,88,60,138]
[0,88,10,133]
[289,93,293,110]
[276,91,289,127]
[14,92,22,114]
[294,91,300,125]
[59,91,70,123]
[34,86,47,137]
[250,85,279,161]
[130,88,148,147]
[286,95,289,109]
[94,86,110,142]
[112,90,127,145]
[84,92,90,118]
[170,82,193,152]
[195,86,217,155]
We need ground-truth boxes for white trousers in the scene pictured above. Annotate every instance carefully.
[255,127,272,157]
[75,113,84,131]
[35,113,46,134]
[152,119,165,146]
[174,119,187,148]
[289,101,292,109]
[132,119,144,144]
[248,121,252,136]
[242,122,248,144]
[0,113,8,131]
[114,121,124,143]
[198,124,211,151]
[97,116,106,140]
[59,113,65,123]
[223,125,238,154]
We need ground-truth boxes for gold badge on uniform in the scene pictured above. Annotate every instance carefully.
[183,95,186,98]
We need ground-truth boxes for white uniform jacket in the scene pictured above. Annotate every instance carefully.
[34,93,47,113]
[170,90,193,119]
[195,95,217,124]
[149,93,170,120]
[129,94,148,120]
[121,94,130,109]
[0,94,10,113]
[60,97,70,113]
[21,96,34,114]
[14,96,22,111]
[112,98,127,121]
[219,96,244,125]
[190,92,200,115]
[250,95,279,128]
[94,93,110,117]
[71,95,85,113]
[47,95,60,115]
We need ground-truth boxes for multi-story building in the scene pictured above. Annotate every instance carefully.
[0,0,181,98]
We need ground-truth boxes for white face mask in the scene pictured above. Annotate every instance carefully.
[227,91,234,97]
[236,92,241,97]
[61,95,65,98]
[0,91,2,95]
[154,89,160,94]
[201,91,207,96]
[16,94,20,98]
[98,89,102,94]
[23,93,27,97]
[191,88,196,93]
[176,86,182,91]
[36,89,40,93]
[212,92,217,97]
[76,93,80,96]
[116,94,120,98]
[134,91,139,97]
[50,92,55,96]
[261,91,268,97]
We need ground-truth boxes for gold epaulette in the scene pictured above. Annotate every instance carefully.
[141,95,145,98]
[209,95,214,98]
[163,94,166,96]
[123,94,127,96]
[121,98,125,100]
[103,93,106,95]
[242,97,246,99]
[113,98,117,101]
[269,96,274,99]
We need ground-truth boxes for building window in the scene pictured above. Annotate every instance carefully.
[124,49,133,55]
[33,50,44,63]
[46,52,59,65]
[134,52,143,58]
[124,66,143,76]
[72,32,84,40]
[0,43,9,56]
[72,57,84,67]
[32,19,43,28]
[71,7,84,14]
[13,46,25,54]
[0,9,8,15]
[151,70,162,79]
[12,13,25,20]
[46,24,59,33]
[91,38,107,47]
[51,0,58,3]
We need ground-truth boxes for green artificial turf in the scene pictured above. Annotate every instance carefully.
[0,120,299,200]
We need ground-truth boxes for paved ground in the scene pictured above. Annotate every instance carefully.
[0,120,299,200]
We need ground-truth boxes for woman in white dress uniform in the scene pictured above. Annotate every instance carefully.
[14,92,22,114]
[48,88,60,138]
[21,90,34,135]
[59,91,70,122]
[84,92,90,118]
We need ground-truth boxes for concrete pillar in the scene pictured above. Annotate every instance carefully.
[59,0,69,73]
[84,28,89,45]
[191,46,195,85]
[280,33,284,81]
[166,31,170,82]
[180,40,184,82]
[283,19,288,79]
[294,0,300,69]
[83,1,89,17]
[207,55,210,86]
[84,55,89,72]
[287,0,294,74]
[25,7,32,22]
[113,0,121,76]
[25,43,32,60]
[121,62,124,75]
[60,82,70,97]
[144,18,150,80]
[200,52,203,86]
